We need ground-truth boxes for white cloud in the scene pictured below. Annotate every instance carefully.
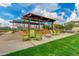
[75,3,79,18]
[32,7,41,15]
[41,10,65,22]
[61,12,65,16]
[0,17,12,27]
[32,3,59,16]
[65,3,79,23]
[66,17,79,23]
[32,5,65,24]
[3,12,14,18]
[65,10,78,23]
[0,3,11,7]
[0,18,5,24]
[42,10,64,20]
[18,3,34,8]
[55,16,64,21]
[32,7,58,19]
[43,11,58,19]
[37,3,60,11]
[75,3,79,11]
[17,17,21,19]
[32,6,65,24]
[21,10,26,14]
[70,12,77,19]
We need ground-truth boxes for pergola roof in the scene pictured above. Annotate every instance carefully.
[10,20,43,25]
[22,13,55,22]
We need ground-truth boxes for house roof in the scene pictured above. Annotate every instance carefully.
[71,21,79,23]
[22,13,56,22]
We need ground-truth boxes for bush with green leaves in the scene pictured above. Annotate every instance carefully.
[17,26,24,31]
[0,27,12,31]
[54,24,64,30]
[43,25,51,29]
[64,22,74,30]
[54,24,64,33]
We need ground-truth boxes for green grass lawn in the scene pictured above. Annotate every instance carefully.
[6,33,79,56]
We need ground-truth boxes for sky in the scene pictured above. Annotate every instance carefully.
[0,3,79,27]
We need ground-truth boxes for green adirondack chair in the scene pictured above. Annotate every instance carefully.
[22,29,42,41]
[29,29,36,38]
[22,35,30,41]
[35,34,42,40]
[50,30,56,35]
[21,30,30,41]
[35,30,42,40]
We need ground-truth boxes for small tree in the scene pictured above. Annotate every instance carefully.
[54,24,64,30]
[54,24,64,34]
[43,25,51,29]
[17,25,24,31]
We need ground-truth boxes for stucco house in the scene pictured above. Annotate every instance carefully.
[65,20,79,32]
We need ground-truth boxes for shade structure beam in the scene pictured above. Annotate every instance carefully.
[22,13,55,22]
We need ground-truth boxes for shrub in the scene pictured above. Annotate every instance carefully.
[43,25,51,29]
[54,24,64,33]
[54,24,64,30]
[64,22,74,30]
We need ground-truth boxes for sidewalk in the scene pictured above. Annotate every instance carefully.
[0,31,77,55]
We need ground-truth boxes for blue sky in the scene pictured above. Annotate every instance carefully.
[0,3,78,24]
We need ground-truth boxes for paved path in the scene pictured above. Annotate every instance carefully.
[0,31,77,55]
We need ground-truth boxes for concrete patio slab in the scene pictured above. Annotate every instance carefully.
[0,31,77,55]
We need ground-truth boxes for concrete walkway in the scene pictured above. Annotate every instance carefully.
[0,31,77,55]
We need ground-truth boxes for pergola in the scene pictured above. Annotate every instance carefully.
[10,13,56,33]
[10,20,44,25]
[22,13,56,30]
[10,20,44,33]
